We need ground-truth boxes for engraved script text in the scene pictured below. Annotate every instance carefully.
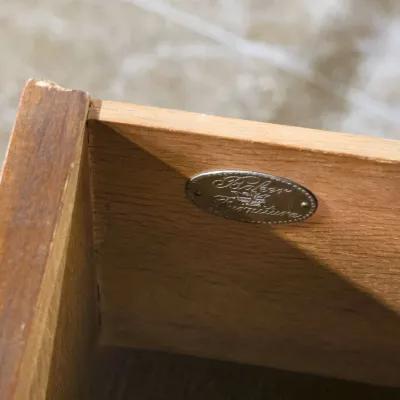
[211,175,301,219]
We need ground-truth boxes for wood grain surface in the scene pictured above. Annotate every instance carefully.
[5,82,400,397]
[0,80,94,399]
[88,99,400,162]
[88,100,400,386]
[45,142,97,400]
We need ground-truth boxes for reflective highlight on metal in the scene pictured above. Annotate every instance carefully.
[186,170,318,224]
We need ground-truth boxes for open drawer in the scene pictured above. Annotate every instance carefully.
[0,80,399,399]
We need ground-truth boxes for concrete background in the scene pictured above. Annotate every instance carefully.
[1,0,399,163]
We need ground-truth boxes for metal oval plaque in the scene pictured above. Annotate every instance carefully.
[186,170,317,224]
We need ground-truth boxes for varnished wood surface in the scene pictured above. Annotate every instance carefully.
[3,82,400,395]
[89,99,400,162]
[89,115,400,386]
[45,142,97,400]
[0,80,91,399]
[92,347,400,400]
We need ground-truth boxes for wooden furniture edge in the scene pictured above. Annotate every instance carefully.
[0,80,93,398]
[88,99,400,164]
[2,79,400,395]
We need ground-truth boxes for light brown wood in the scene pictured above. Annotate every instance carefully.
[44,141,97,400]
[88,100,400,386]
[0,80,96,399]
[3,82,400,396]
[88,99,400,163]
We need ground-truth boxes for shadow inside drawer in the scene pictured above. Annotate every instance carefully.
[92,347,400,400]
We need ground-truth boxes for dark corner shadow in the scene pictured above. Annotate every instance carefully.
[91,347,400,400]
[85,121,400,396]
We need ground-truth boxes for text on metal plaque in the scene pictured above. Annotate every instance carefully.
[186,170,317,224]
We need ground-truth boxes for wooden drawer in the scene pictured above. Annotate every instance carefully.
[0,80,399,399]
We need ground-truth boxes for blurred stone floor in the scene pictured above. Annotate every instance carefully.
[1,0,399,162]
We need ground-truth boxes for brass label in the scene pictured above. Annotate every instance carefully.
[186,170,317,224]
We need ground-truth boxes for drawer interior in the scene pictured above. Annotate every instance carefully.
[2,80,400,399]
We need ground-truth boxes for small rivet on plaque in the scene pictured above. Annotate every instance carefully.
[186,170,318,225]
